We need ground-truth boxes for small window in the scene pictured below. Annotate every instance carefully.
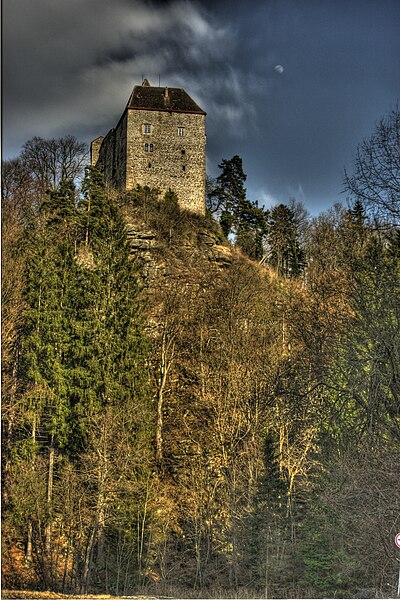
[178,127,185,137]
[144,143,149,152]
[150,143,154,152]
[148,162,151,168]
[182,165,186,171]
[181,149,186,155]
[144,123,151,134]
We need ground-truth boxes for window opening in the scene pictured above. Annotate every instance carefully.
[144,123,151,134]
[178,127,185,137]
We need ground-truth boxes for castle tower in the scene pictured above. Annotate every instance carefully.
[91,80,207,214]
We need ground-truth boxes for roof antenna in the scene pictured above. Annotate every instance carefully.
[159,74,161,87]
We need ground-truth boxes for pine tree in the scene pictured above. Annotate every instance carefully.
[5,171,153,591]
[215,155,247,237]
[13,179,81,581]
[235,198,268,260]
[72,168,153,590]
[214,155,268,258]
[268,204,304,277]
[74,168,149,421]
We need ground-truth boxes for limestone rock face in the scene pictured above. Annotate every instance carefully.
[209,245,234,267]
[124,211,233,297]
[126,224,158,252]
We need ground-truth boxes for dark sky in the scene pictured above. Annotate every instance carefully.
[3,0,400,214]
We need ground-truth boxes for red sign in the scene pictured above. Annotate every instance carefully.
[395,533,400,548]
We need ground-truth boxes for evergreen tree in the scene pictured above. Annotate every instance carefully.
[4,171,153,591]
[235,198,268,260]
[20,180,80,449]
[268,204,304,277]
[71,168,153,589]
[214,155,268,258]
[74,169,150,423]
[348,199,366,227]
[215,155,247,237]
[11,179,82,582]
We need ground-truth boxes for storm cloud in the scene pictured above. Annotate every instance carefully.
[3,0,262,152]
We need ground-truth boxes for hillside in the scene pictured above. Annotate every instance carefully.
[2,166,400,599]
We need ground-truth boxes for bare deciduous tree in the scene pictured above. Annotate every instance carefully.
[21,135,88,193]
[344,107,400,226]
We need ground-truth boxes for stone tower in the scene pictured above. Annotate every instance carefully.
[91,79,207,214]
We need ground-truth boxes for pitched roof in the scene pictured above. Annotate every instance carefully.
[128,83,206,115]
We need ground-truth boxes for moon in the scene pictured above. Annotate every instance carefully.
[274,64,284,74]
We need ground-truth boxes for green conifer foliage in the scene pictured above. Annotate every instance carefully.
[215,155,247,234]
[6,180,83,588]
[70,169,153,590]
[75,168,149,420]
[4,171,153,592]
[214,155,268,258]
[20,180,80,449]
[268,204,304,277]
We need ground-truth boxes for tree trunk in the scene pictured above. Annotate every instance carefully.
[26,417,37,562]
[61,536,72,593]
[156,329,174,464]
[81,526,96,594]
[45,435,55,554]
[155,386,165,464]
[27,521,33,562]
[96,419,108,572]
[96,492,106,569]
[137,477,150,583]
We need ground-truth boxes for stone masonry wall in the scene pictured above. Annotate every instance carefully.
[96,128,114,182]
[126,108,206,214]
[94,112,128,190]
[113,113,127,189]
[91,136,104,166]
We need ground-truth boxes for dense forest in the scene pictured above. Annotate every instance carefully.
[2,110,400,598]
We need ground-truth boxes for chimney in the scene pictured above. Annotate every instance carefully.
[164,86,169,100]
